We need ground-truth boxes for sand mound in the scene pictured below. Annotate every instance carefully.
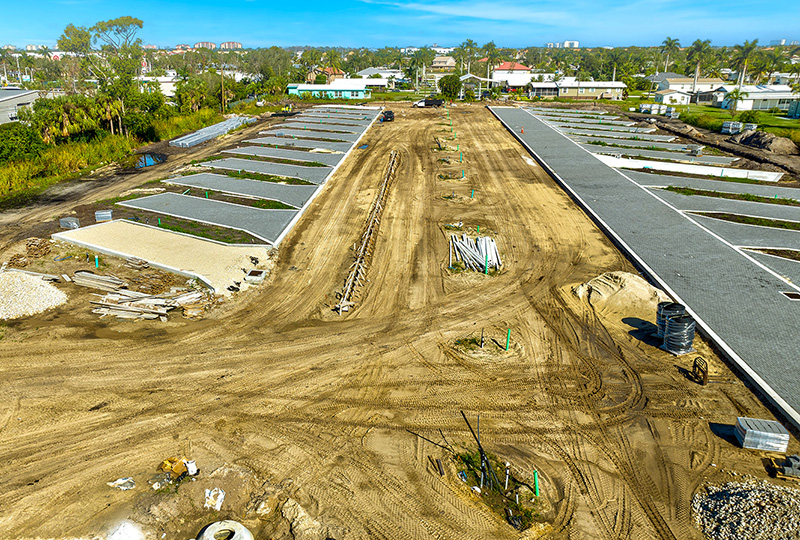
[0,271,68,320]
[728,130,799,155]
[573,271,670,315]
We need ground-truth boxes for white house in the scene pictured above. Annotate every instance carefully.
[713,84,799,111]
[659,77,725,93]
[490,61,534,89]
[655,89,692,105]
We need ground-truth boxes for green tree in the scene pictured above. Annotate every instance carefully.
[687,39,712,93]
[438,73,461,100]
[661,37,680,72]
[724,87,749,115]
[730,39,759,86]
[482,41,502,80]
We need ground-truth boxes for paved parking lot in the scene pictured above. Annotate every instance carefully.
[119,192,298,244]
[491,105,800,430]
[223,146,344,166]
[163,173,319,208]
[246,136,353,152]
[207,157,332,184]
[261,128,360,142]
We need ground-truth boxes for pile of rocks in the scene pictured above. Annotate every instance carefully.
[728,130,799,155]
[692,480,800,540]
[0,271,68,320]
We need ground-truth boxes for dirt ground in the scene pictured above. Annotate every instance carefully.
[1,103,797,540]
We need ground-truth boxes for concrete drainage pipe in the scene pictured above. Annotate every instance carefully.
[196,520,254,540]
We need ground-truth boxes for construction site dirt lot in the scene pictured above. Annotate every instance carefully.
[0,103,797,540]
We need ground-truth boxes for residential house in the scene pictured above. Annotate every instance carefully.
[658,77,725,93]
[431,56,456,71]
[712,84,799,111]
[556,79,626,100]
[490,61,534,89]
[356,67,404,79]
[307,67,345,84]
[288,79,371,100]
[655,89,692,105]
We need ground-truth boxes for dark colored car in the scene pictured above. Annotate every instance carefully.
[381,110,394,122]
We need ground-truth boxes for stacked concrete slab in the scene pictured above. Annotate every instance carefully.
[169,116,255,148]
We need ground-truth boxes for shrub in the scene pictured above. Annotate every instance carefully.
[0,123,46,164]
[737,110,761,125]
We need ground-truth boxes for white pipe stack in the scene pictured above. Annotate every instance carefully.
[450,235,502,272]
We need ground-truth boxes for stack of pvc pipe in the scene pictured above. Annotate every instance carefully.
[170,116,255,148]
[449,234,502,272]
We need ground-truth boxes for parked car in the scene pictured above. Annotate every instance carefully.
[380,110,394,122]
[413,98,444,108]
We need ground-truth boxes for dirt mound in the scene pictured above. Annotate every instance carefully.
[728,130,799,154]
[573,271,670,316]
[679,124,704,138]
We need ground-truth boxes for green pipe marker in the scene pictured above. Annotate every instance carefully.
[95,255,99,269]
[505,329,511,351]
[534,470,539,496]
[462,170,465,178]
[158,218,161,225]
[471,189,474,198]
[460,152,463,162]
[485,253,488,274]
[205,191,209,198]
[457,144,459,151]
[477,225,480,233]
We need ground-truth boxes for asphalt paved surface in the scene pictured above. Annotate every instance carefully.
[163,173,319,208]
[246,137,353,153]
[207,158,332,184]
[223,146,344,166]
[491,105,800,430]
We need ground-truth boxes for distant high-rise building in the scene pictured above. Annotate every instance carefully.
[25,44,39,51]
[770,39,787,46]
[220,42,243,50]
[563,40,579,48]
[143,44,157,50]
[2,44,17,50]
[175,44,191,50]
[194,42,217,50]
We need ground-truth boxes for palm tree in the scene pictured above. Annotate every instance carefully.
[661,37,680,72]
[322,49,343,82]
[763,47,786,84]
[724,87,749,114]
[730,39,759,87]
[462,39,478,75]
[482,41,502,81]
[687,39,712,93]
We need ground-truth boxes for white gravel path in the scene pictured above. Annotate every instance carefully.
[0,272,68,320]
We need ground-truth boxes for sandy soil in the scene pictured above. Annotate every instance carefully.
[0,103,797,540]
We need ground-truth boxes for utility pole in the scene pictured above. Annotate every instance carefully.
[221,62,225,114]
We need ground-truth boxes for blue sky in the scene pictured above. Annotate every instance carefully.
[3,0,799,49]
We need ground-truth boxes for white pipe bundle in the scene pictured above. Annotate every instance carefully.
[450,235,502,272]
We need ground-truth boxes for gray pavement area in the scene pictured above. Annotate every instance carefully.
[528,111,619,120]
[261,128,360,142]
[298,114,373,125]
[490,105,800,430]
[535,115,634,126]
[651,187,800,223]
[745,250,800,286]
[561,128,675,142]
[245,137,353,153]
[223,146,344,166]
[207,158,332,184]
[526,106,608,114]
[580,143,739,165]
[691,213,800,249]
[163,173,319,208]
[118,192,298,244]
[545,120,656,133]
[570,135,693,151]
[627,171,800,198]
[283,121,365,133]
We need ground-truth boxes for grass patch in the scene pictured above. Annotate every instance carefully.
[134,215,262,244]
[220,169,313,185]
[665,186,800,206]
[753,248,800,262]
[214,154,328,167]
[630,168,763,184]
[694,212,800,231]
[252,199,295,210]
[153,109,223,141]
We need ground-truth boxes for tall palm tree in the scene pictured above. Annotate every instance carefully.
[462,39,478,75]
[482,41,502,80]
[661,37,680,72]
[730,39,759,87]
[687,39,712,93]
[322,49,343,81]
[763,47,786,84]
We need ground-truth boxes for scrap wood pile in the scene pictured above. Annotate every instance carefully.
[92,289,211,321]
[449,234,502,272]
[26,238,51,258]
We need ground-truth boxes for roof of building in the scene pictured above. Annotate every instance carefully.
[558,80,627,88]
[665,77,725,84]
[656,88,691,95]
[645,71,686,82]
[290,80,370,91]
[717,84,798,100]
[494,61,531,71]
[0,88,36,102]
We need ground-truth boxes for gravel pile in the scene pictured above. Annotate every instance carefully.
[693,480,800,540]
[0,272,68,320]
